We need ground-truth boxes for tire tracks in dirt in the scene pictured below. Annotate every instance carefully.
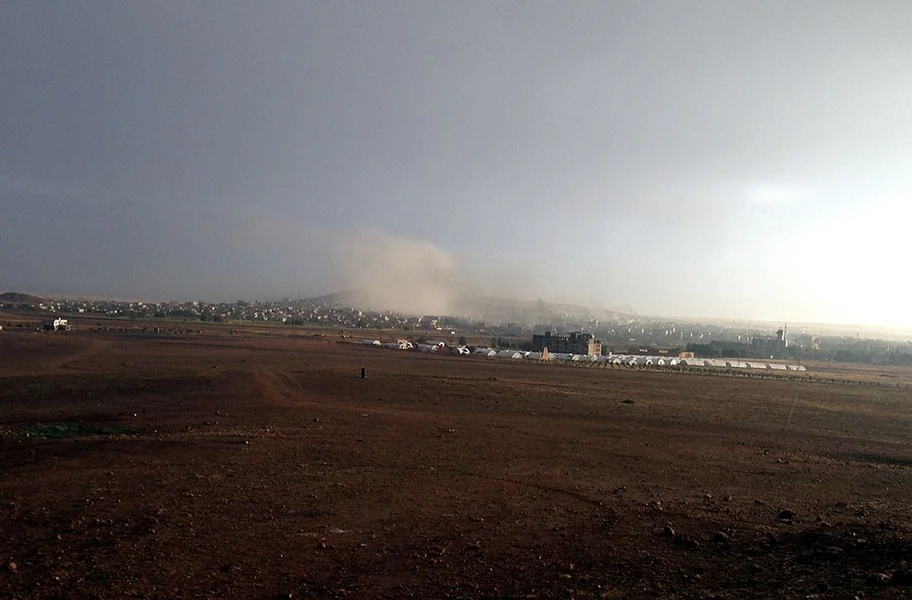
[48,337,114,371]
[250,369,311,406]
[435,465,612,509]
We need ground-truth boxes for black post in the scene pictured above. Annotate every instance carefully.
[360,367,366,379]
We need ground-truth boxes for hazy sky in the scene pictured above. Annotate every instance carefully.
[2,2,911,327]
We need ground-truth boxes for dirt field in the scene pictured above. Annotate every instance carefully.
[1,325,911,599]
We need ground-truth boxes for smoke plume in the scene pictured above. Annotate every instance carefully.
[338,230,466,315]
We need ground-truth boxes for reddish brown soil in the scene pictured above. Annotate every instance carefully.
[1,326,911,599]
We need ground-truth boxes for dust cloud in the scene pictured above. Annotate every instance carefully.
[330,229,636,324]
[335,230,555,317]
[337,231,467,315]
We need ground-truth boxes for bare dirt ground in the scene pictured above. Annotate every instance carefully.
[1,324,911,599]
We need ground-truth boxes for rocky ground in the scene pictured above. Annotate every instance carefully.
[1,326,910,599]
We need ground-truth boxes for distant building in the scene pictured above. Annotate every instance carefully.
[750,326,788,358]
[532,331,602,356]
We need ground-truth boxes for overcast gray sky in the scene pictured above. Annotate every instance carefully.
[2,2,911,326]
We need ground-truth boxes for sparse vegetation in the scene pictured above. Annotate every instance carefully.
[23,421,137,439]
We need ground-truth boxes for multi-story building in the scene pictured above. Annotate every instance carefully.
[750,326,788,358]
[532,331,602,356]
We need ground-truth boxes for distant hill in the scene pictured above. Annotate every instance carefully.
[307,290,372,308]
[0,292,44,304]
[449,295,627,327]
[305,289,628,327]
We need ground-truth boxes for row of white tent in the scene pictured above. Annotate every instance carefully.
[598,355,806,371]
[361,339,472,354]
[474,349,806,370]
[361,340,805,371]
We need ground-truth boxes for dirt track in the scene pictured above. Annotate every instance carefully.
[1,327,911,599]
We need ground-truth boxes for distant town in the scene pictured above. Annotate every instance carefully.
[1,291,911,366]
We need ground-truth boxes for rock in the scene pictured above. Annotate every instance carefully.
[8,561,17,571]
[778,509,796,520]
[663,524,676,538]
[219,564,236,573]
[274,593,293,600]
[892,570,912,585]
[824,546,844,557]
[866,573,890,585]
[713,531,731,544]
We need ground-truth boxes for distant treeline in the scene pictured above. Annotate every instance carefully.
[685,341,779,359]
[687,340,912,366]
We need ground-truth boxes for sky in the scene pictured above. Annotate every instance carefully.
[2,2,911,327]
